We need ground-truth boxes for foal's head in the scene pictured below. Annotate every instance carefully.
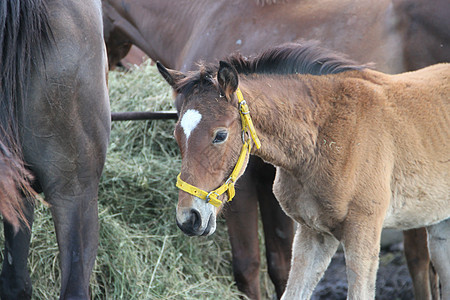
[158,61,249,236]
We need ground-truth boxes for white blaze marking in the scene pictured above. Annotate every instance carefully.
[180,109,202,141]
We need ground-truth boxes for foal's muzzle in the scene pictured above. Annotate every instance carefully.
[176,208,215,236]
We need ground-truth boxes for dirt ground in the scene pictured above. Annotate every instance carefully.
[311,243,414,300]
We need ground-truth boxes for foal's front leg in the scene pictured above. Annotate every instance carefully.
[341,215,384,299]
[281,224,339,300]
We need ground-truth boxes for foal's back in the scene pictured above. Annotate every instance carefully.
[376,63,449,228]
[319,63,449,229]
[385,63,449,160]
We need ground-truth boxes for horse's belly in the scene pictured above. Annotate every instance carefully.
[384,175,450,229]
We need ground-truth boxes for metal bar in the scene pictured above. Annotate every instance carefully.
[111,111,178,121]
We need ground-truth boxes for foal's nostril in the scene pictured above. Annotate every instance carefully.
[190,209,202,231]
[176,208,206,236]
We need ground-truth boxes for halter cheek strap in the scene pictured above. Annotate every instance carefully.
[236,88,261,149]
[176,87,261,207]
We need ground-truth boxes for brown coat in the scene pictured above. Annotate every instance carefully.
[158,43,449,298]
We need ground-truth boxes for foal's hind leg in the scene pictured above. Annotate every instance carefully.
[0,199,34,300]
[281,224,339,300]
[427,218,450,299]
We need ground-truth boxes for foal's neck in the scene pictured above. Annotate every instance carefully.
[240,73,352,171]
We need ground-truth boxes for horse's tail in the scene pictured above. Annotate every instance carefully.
[0,0,51,230]
[0,141,35,230]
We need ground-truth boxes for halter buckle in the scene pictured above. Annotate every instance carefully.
[206,191,220,204]
[241,130,247,144]
[239,100,250,115]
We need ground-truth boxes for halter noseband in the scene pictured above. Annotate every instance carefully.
[176,88,261,207]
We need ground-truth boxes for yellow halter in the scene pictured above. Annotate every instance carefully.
[176,88,261,207]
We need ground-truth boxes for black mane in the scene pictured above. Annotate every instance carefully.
[227,41,367,76]
[177,41,368,95]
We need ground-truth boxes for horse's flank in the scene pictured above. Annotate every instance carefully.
[104,0,449,76]
[103,0,410,73]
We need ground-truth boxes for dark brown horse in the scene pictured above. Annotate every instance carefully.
[102,0,449,298]
[157,41,450,300]
[0,0,110,299]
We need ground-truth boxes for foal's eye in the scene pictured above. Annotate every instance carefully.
[213,130,228,144]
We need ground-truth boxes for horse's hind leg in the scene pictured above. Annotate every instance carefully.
[404,228,439,300]
[427,218,450,299]
[26,127,108,299]
[259,195,294,299]
[257,161,294,299]
[225,166,261,300]
[0,199,34,300]
[26,80,109,299]
[430,264,440,300]
[49,190,100,299]
[24,1,109,298]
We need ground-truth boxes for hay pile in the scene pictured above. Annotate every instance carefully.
[2,62,256,299]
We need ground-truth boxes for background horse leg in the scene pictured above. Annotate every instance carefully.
[0,199,34,299]
[282,224,339,299]
[427,219,450,299]
[256,160,294,299]
[404,228,440,300]
[225,166,261,300]
[430,264,440,300]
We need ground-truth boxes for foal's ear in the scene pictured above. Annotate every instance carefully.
[157,61,186,88]
[217,61,238,100]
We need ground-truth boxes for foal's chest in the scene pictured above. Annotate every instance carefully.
[272,168,335,233]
